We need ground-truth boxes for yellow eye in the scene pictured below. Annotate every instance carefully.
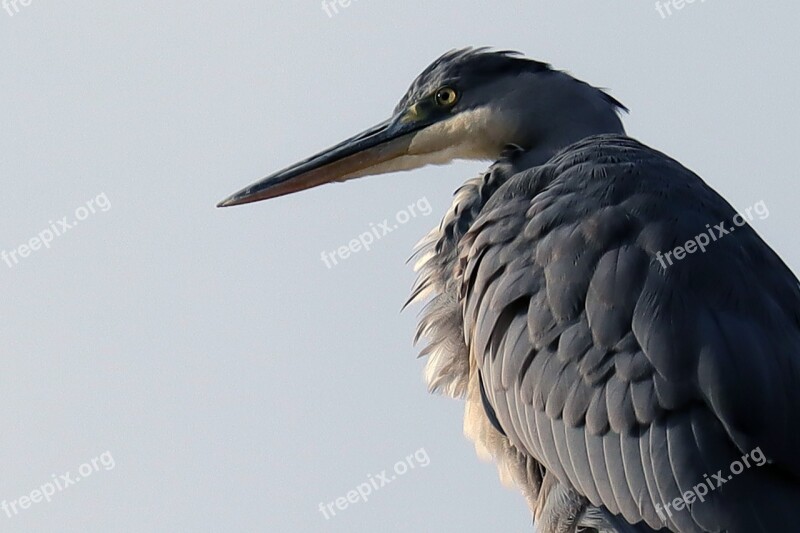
[434,87,459,108]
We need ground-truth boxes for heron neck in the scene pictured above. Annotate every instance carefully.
[517,121,628,170]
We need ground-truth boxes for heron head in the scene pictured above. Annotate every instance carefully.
[217,48,626,207]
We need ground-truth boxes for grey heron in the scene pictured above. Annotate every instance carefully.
[217,48,800,532]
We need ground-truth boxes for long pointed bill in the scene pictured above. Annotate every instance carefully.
[217,113,429,207]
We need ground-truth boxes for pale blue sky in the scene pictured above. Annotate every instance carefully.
[2,1,799,532]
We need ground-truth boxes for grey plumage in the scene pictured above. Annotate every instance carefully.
[412,132,800,531]
[219,48,800,532]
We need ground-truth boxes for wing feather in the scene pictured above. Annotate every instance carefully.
[464,135,800,531]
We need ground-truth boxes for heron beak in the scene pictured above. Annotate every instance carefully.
[217,112,431,207]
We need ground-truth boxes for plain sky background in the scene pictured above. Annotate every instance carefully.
[2,1,799,532]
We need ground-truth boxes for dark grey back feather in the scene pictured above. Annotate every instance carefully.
[412,133,800,532]
[456,134,800,531]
